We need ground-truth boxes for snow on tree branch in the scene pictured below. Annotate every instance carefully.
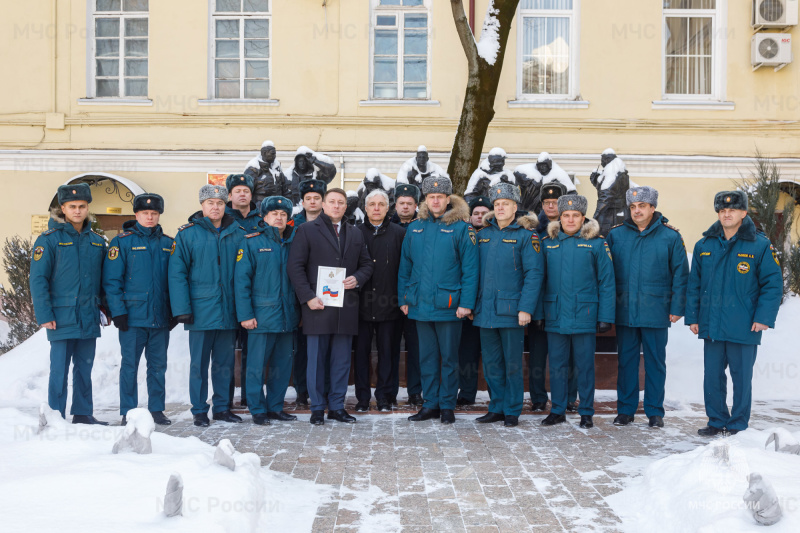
[476,1,501,66]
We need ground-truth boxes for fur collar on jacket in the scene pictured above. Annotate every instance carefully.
[703,214,757,242]
[481,211,538,231]
[417,195,470,226]
[547,218,601,240]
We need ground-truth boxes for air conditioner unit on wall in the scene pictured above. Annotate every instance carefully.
[752,33,793,71]
[753,0,799,29]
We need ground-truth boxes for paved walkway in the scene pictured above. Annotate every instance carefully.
[155,400,800,533]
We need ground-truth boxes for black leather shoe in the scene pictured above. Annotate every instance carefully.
[121,416,127,426]
[193,413,210,427]
[475,412,505,423]
[377,400,392,412]
[151,411,172,426]
[328,409,357,423]
[408,393,423,406]
[698,425,724,437]
[530,402,548,412]
[310,410,325,425]
[295,392,309,407]
[72,415,108,426]
[267,411,297,421]
[504,415,519,427]
[648,416,664,428]
[541,413,567,426]
[566,402,578,413]
[440,409,455,424]
[580,415,594,429]
[252,414,270,426]
[408,407,440,421]
[355,401,370,412]
[456,397,475,406]
[212,410,243,423]
[614,414,635,426]
[726,428,741,435]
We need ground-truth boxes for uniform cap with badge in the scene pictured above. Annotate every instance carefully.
[199,184,228,204]
[714,190,748,212]
[57,183,92,205]
[133,193,164,214]
[557,194,588,216]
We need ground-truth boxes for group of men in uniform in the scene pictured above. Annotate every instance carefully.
[30,161,782,435]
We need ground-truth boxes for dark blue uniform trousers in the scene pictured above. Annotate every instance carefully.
[119,327,169,416]
[458,319,482,402]
[616,326,668,418]
[547,332,596,416]
[703,340,758,431]
[417,321,461,410]
[481,328,525,417]
[355,320,400,403]
[49,338,96,417]
[396,315,421,397]
[230,326,248,405]
[307,334,352,412]
[188,330,235,415]
[528,329,577,405]
[246,332,293,415]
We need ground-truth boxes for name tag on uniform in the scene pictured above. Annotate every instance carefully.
[91,242,103,247]
[577,244,592,249]
[737,253,754,259]
[440,229,453,233]
[479,238,491,243]
[161,248,172,252]
[502,239,517,244]
[259,248,273,253]
[131,246,147,251]
[700,252,711,256]
[58,242,73,246]
[546,244,560,249]
[412,229,423,233]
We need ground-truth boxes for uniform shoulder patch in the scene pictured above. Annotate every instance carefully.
[604,241,612,261]
[42,228,57,236]
[467,225,477,246]
[178,223,194,232]
[531,233,541,253]
[245,232,260,238]
[610,223,624,230]
[118,231,133,239]
[33,246,45,261]
[108,246,120,261]
[663,222,680,233]
[770,244,780,266]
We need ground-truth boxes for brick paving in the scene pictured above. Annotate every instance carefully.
[154,400,800,533]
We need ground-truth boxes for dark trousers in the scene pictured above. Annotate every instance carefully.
[49,338,96,417]
[417,320,461,410]
[246,332,293,415]
[188,330,236,415]
[457,319,481,402]
[307,334,352,412]
[703,340,758,431]
[293,327,308,396]
[529,328,577,404]
[230,326,248,405]
[481,327,525,417]
[396,315,421,397]
[355,319,400,403]
[616,326,668,418]
[547,332,596,416]
[119,327,169,415]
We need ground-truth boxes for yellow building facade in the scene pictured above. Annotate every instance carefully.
[0,0,798,280]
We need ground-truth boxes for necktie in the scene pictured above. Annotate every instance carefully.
[334,223,339,237]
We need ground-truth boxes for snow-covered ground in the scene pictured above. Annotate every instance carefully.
[0,407,331,532]
[0,319,9,344]
[608,428,800,532]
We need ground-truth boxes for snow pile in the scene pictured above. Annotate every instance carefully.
[357,168,395,194]
[0,407,331,532]
[476,1,501,66]
[664,295,800,405]
[607,428,800,532]
[0,327,192,412]
[113,408,155,455]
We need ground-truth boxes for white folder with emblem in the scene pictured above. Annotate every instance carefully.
[316,266,347,307]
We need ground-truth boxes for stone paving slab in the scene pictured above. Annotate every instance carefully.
[153,401,800,532]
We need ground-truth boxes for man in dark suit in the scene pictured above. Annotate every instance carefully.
[288,188,374,425]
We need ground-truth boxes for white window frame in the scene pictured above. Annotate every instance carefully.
[86,0,149,100]
[515,0,581,102]
[368,0,433,101]
[660,0,727,102]
[207,0,272,102]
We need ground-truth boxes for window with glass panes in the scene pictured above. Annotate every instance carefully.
[212,0,270,99]
[371,0,429,100]
[93,0,148,98]
[518,0,574,97]
[663,0,717,97]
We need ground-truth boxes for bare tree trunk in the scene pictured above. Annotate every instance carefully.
[448,0,519,194]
